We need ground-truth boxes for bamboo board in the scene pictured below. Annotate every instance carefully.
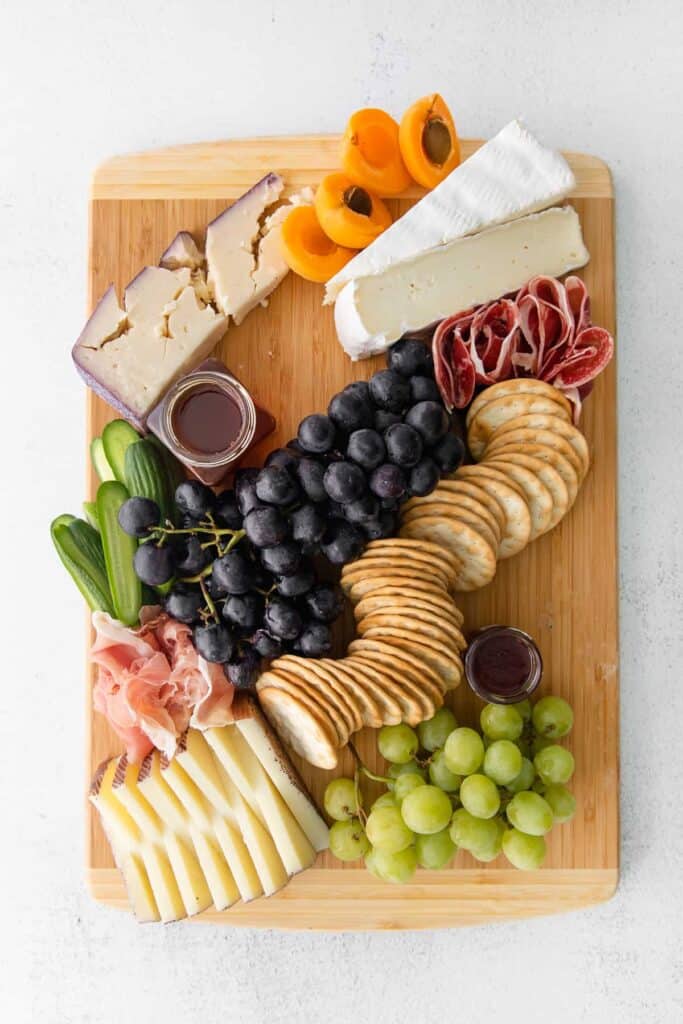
[85,136,618,929]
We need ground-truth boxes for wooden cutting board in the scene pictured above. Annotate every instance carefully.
[85,136,618,929]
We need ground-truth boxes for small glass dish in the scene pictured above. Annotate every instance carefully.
[464,625,543,705]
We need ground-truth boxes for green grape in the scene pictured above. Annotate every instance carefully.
[531,734,554,756]
[459,774,501,819]
[506,791,554,836]
[480,704,523,741]
[372,791,397,810]
[393,773,426,803]
[400,784,452,835]
[544,784,577,824]
[415,828,456,869]
[534,744,575,785]
[532,695,574,738]
[387,760,427,789]
[443,727,485,775]
[450,809,501,857]
[329,818,370,861]
[506,757,536,794]
[502,828,547,869]
[417,707,458,752]
[323,777,359,821]
[514,698,532,721]
[365,804,414,853]
[378,723,419,764]
[483,739,523,785]
[428,749,462,792]
[470,818,506,863]
[365,845,418,884]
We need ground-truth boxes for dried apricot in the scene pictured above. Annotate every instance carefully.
[280,205,357,283]
[340,108,413,196]
[399,94,460,188]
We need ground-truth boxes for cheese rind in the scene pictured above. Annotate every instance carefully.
[325,119,576,302]
[334,205,589,360]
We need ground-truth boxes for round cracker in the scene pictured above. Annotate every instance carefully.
[341,553,453,591]
[257,684,339,770]
[485,442,578,508]
[344,655,433,725]
[261,667,348,746]
[352,633,462,692]
[318,659,390,729]
[340,564,450,595]
[455,464,532,558]
[473,459,552,539]
[484,454,568,533]
[487,413,590,477]
[430,478,507,535]
[364,537,462,576]
[347,636,446,695]
[352,586,464,626]
[400,503,499,556]
[483,428,584,484]
[347,573,451,604]
[355,600,465,643]
[404,488,502,546]
[273,656,361,735]
[357,612,465,655]
[400,517,497,591]
[468,394,572,459]
[466,379,572,428]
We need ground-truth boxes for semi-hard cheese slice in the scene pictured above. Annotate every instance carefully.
[233,707,329,853]
[334,205,589,360]
[325,119,576,302]
[206,726,316,876]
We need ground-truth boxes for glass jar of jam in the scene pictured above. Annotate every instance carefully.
[147,359,275,486]
[464,626,543,705]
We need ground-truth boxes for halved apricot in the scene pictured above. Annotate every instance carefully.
[280,205,357,284]
[314,173,392,249]
[399,94,461,188]
[340,108,413,196]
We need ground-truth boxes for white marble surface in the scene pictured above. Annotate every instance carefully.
[2,0,682,1020]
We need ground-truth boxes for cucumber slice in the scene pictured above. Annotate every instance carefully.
[96,481,142,626]
[148,435,186,492]
[102,420,141,483]
[83,501,100,531]
[51,515,114,614]
[90,437,115,482]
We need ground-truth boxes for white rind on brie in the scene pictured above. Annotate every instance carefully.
[325,119,576,304]
[334,205,589,360]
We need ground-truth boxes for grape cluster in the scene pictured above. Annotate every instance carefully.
[118,338,464,688]
[324,695,576,881]
[118,479,344,687]
[292,338,465,550]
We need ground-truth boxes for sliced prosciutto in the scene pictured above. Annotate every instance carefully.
[432,274,614,420]
[91,609,235,763]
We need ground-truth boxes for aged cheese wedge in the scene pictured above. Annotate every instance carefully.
[334,206,589,360]
[326,118,576,302]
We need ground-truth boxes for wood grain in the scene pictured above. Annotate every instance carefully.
[85,137,618,929]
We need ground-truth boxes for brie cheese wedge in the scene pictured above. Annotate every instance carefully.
[325,119,576,303]
[334,205,589,360]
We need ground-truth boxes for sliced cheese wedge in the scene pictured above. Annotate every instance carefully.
[206,726,316,876]
[334,205,589,360]
[232,694,329,852]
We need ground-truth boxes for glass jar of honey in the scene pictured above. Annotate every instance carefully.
[147,359,275,486]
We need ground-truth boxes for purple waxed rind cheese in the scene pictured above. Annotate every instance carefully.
[205,172,284,237]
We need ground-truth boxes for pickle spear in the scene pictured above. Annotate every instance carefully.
[51,514,114,614]
[96,481,142,626]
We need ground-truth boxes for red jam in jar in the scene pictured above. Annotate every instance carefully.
[147,359,275,486]
[464,626,543,704]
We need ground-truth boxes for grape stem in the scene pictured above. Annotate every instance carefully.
[199,577,219,623]
[353,767,367,829]
[347,741,393,785]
